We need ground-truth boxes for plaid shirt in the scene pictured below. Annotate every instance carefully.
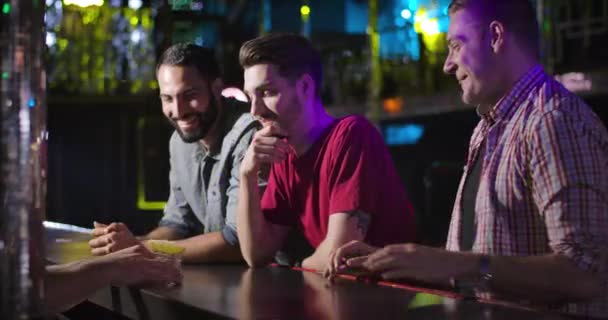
[446,65,608,318]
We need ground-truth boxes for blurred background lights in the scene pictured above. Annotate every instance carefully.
[46,32,57,47]
[300,5,310,16]
[62,0,104,7]
[130,29,144,43]
[128,0,142,9]
[420,18,440,35]
[400,9,412,20]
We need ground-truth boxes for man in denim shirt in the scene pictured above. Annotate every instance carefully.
[89,43,263,263]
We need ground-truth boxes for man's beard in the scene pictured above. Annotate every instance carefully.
[169,95,219,143]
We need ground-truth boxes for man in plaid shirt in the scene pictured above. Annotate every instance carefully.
[329,0,608,318]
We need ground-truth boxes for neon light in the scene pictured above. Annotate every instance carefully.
[62,0,104,7]
[1,72,8,79]
[136,118,166,211]
[408,293,444,309]
[2,3,10,14]
[28,98,36,108]
[384,124,425,146]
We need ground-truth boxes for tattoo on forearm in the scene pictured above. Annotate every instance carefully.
[346,210,371,236]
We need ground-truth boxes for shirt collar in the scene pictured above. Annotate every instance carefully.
[480,64,545,124]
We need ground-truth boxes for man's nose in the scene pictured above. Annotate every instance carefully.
[443,55,456,75]
[172,98,188,118]
[249,96,265,117]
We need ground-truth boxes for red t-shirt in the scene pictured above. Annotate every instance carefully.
[261,116,416,248]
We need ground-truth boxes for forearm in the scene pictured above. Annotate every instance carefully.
[143,226,182,241]
[484,254,602,303]
[44,260,112,314]
[306,212,369,272]
[237,174,282,267]
[172,232,243,263]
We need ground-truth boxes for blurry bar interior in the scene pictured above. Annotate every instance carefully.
[37,0,608,247]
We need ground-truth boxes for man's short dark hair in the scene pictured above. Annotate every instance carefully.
[448,0,540,58]
[239,33,323,97]
[156,43,220,81]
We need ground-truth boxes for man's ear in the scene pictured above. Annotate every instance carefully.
[296,73,315,101]
[489,20,506,54]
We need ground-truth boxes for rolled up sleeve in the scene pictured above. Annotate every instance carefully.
[223,126,267,246]
[530,107,608,279]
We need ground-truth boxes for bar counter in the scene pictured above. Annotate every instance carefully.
[45,222,573,320]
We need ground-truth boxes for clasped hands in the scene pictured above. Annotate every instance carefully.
[325,240,466,286]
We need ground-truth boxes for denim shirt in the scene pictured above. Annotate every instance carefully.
[158,100,263,245]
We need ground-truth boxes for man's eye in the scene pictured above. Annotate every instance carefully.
[262,89,275,97]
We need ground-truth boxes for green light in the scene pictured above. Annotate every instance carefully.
[2,3,10,14]
[300,5,310,16]
[136,118,167,211]
[129,16,139,26]
[408,293,444,309]
[1,72,8,79]
[63,0,104,7]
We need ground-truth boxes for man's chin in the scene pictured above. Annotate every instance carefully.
[461,92,477,106]
[177,129,205,143]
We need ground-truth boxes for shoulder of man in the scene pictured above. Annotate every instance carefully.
[332,115,382,140]
[221,98,260,154]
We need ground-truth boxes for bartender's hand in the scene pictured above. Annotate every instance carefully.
[97,244,182,287]
[346,243,476,284]
[326,240,379,279]
[89,222,141,256]
[240,123,290,178]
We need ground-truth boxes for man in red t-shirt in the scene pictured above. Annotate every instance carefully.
[236,33,416,273]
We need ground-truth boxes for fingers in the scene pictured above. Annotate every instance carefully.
[89,233,112,249]
[145,258,182,286]
[345,256,368,268]
[379,269,411,280]
[104,247,183,287]
[324,250,337,280]
[93,221,107,229]
[363,254,400,272]
[332,240,375,271]
[90,241,120,256]
[252,143,289,162]
[259,122,288,138]
[325,241,376,280]
[89,228,137,256]
[361,245,409,274]
[330,240,356,274]
[105,222,128,233]
[248,129,291,165]
[92,222,128,238]
[92,221,108,237]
